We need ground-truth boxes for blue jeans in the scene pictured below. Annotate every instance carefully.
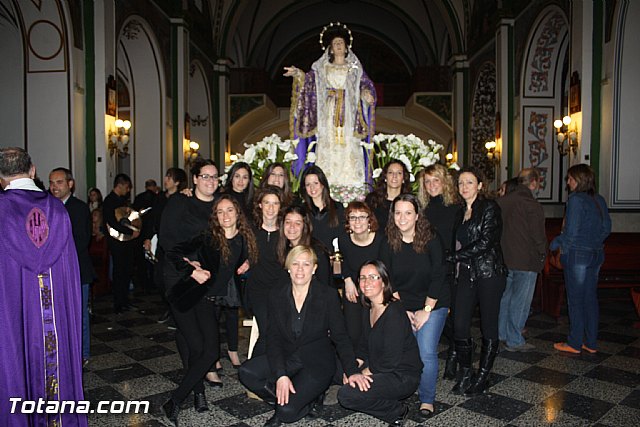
[82,283,90,359]
[561,249,604,350]
[498,270,538,347]
[414,307,448,404]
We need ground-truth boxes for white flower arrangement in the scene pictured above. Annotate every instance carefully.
[371,133,444,191]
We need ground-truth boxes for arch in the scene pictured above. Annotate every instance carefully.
[469,61,496,183]
[519,6,569,202]
[116,15,166,193]
[0,0,74,182]
[188,60,213,160]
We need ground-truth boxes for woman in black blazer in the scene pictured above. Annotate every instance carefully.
[238,245,364,427]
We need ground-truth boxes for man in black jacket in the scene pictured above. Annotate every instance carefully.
[103,173,138,313]
[49,167,95,363]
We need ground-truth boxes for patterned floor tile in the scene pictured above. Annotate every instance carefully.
[458,393,532,422]
[584,365,640,387]
[563,376,633,404]
[515,366,577,388]
[543,390,614,422]
[124,345,176,361]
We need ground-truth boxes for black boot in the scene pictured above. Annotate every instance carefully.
[162,398,180,426]
[451,338,473,395]
[194,391,209,412]
[443,347,458,380]
[464,338,499,396]
[264,414,282,427]
[306,392,324,419]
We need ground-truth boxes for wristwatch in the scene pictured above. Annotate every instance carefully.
[423,304,432,313]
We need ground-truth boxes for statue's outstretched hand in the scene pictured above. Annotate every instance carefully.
[362,89,374,104]
[283,66,300,77]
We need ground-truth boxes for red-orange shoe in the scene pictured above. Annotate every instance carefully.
[581,344,597,354]
[554,342,581,354]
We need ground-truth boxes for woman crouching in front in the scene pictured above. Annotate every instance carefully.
[238,245,363,426]
[338,260,422,426]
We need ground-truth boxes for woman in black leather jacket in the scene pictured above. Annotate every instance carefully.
[448,167,506,397]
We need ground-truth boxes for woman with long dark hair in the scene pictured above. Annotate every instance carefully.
[246,185,284,357]
[162,194,257,425]
[223,162,255,219]
[381,193,448,420]
[258,162,294,207]
[338,260,422,426]
[551,164,611,354]
[338,201,384,349]
[276,204,331,287]
[365,160,412,230]
[449,166,507,396]
[299,165,345,258]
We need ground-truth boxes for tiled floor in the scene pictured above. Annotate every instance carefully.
[84,289,640,426]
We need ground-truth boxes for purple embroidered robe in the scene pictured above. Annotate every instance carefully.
[0,189,87,426]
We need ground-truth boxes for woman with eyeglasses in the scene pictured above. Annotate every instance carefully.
[338,201,384,349]
[276,205,331,288]
[246,185,284,357]
[449,167,506,396]
[239,245,362,427]
[258,162,294,207]
[338,260,422,426]
[381,193,448,420]
[365,160,412,230]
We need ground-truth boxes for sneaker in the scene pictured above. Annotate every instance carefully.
[504,342,536,352]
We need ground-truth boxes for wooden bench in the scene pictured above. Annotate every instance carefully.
[538,218,640,319]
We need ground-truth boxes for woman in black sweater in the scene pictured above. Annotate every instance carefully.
[381,193,448,420]
[246,186,284,357]
[449,166,507,396]
[162,195,258,425]
[337,201,384,349]
[299,165,345,260]
[338,260,422,426]
[239,245,363,426]
[418,164,462,380]
[222,162,254,220]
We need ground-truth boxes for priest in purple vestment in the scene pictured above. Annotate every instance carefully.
[284,22,376,189]
[0,147,87,426]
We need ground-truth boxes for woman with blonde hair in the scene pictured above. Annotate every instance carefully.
[418,164,461,380]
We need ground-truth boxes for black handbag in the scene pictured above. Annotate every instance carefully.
[166,278,209,312]
[213,276,242,307]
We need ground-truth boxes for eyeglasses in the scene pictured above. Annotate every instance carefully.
[348,215,369,222]
[358,274,381,282]
[197,174,219,181]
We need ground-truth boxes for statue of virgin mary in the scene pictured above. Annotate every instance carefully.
[284,22,376,188]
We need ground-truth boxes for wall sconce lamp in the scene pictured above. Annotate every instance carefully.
[553,115,578,156]
[485,140,500,163]
[108,119,131,157]
[185,140,200,163]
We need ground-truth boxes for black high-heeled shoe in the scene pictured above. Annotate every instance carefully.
[204,377,223,388]
[263,413,282,427]
[194,392,209,412]
[162,399,180,426]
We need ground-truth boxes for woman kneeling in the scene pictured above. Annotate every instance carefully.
[239,245,362,426]
[338,260,422,426]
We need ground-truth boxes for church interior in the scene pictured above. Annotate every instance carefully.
[1,0,639,426]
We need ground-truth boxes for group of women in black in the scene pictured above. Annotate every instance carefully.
[156,156,508,427]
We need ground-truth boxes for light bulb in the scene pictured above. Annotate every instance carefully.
[115,119,124,128]
[562,116,571,126]
[123,120,132,130]
[553,119,563,129]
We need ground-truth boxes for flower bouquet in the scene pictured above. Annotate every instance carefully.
[371,133,444,191]
[223,134,299,185]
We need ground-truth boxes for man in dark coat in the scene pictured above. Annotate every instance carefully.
[497,168,547,352]
[49,167,95,363]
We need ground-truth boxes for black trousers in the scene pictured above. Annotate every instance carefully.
[454,267,506,341]
[171,298,219,403]
[108,238,135,310]
[342,295,363,351]
[216,306,239,352]
[249,291,269,357]
[239,354,333,423]
[338,372,419,423]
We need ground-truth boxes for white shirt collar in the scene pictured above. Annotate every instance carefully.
[5,178,43,192]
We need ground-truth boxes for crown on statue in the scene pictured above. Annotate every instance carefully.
[319,22,353,50]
